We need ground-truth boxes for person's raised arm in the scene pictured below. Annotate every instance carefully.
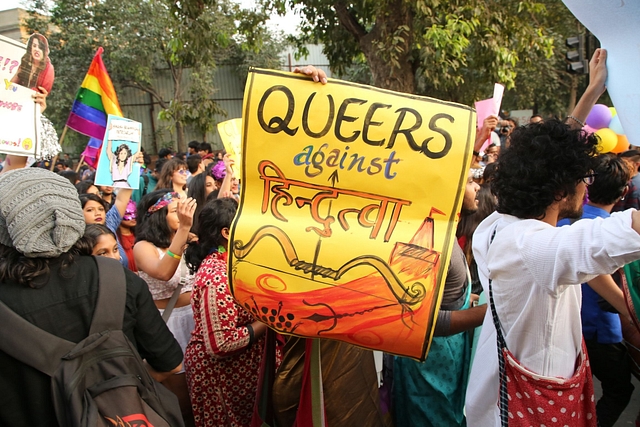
[106,140,114,172]
[474,115,499,153]
[566,48,607,129]
[112,151,145,216]
[134,197,196,281]
[217,154,235,199]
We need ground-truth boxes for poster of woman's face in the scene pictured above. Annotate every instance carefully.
[10,33,55,94]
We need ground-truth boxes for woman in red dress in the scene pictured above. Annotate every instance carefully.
[184,197,278,426]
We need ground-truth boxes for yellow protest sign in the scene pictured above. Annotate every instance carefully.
[229,69,475,360]
[217,118,242,175]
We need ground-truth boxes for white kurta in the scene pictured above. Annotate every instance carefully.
[465,210,640,427]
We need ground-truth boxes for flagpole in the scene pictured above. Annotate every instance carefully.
[75,156,86,173]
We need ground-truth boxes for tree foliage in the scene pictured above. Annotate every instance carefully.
[24,0,281,152]
[269,0,586,117]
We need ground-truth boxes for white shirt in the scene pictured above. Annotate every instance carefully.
[465,210,640,426]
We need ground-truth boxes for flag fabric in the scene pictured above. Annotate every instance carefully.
[66,47,123,140]
[80,137,102,169]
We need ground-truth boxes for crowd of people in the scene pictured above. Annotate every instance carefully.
[2,52,640,427]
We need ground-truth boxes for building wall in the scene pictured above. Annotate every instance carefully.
[0,8,29,42]
[119,45,332,154]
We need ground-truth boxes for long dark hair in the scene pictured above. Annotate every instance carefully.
[187,172,207,233]
[135,189,175,248]
[15,34,49,88]
[185,198,237,274]
[0,244,74,288]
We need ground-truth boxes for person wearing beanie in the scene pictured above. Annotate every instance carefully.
[0,168,183,426]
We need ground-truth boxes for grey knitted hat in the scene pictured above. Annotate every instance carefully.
[0,168,85,258]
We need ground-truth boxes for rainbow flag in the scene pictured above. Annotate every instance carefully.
[66,47,122,140]
[80,137,102,169]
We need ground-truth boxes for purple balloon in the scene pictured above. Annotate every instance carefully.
[585,104,612,130]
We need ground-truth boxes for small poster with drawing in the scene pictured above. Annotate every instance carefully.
[94,115,141,189]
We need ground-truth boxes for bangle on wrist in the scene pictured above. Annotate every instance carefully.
[166,250,181,260]
[472,150,480,156]
[566,115,586,128]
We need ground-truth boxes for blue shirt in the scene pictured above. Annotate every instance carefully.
[106,207,129,268]
[560,204,623,343]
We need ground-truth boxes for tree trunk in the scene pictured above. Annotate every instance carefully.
[364,48,415,94]
[361,1,414,93]
[176,121,186,153]
[334,0,415,94]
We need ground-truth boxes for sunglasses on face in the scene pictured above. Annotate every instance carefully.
[581,172,597,185]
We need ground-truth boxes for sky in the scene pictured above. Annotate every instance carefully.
[1,0,24,11]
[1,0,302,35]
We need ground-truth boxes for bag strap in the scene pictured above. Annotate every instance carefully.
[0,256,127,376]
[161,258,186,323]
[90,256,126,334]
[0,299,75,376]
[485,228,510,427]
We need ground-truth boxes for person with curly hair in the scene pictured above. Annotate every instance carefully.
[466,49,640,426]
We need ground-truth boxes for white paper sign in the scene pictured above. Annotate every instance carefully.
[94,115,142,189]
[0,35,26,83]
[0,80,40,156]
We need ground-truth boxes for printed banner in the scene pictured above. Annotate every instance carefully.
[218,118,243,175]
[0,36,39,157]
[229,69,475,360]
[94,115,141,189]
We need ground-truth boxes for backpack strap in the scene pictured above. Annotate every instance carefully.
[89,256,126,334]
[0,300,75,376]
[161,258,186,322]
[0,256,128,376]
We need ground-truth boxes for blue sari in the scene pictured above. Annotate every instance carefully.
[393,286,471,427]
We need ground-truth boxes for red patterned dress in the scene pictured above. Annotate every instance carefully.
[184,250,276,427]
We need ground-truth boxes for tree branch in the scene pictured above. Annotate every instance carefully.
[122,81,169,109]
[333,1,367,41]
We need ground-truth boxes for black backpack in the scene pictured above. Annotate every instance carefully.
[0,256,185,427]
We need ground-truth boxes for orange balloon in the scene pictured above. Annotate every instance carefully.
[611,134,630,154]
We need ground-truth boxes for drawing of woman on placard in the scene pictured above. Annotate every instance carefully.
[106,139,134,188]
[10,33,55,94]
